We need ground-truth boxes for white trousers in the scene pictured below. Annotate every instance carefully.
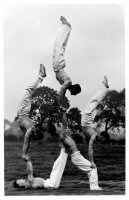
[17,77,41,117]
[44,150,100,190]
[81,84,108,126]
[53,24,71,72]
[71,151,100,190]
[44,148,68,188]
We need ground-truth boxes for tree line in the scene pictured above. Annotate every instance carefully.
[5,86,125,144]
[28,86,125,144]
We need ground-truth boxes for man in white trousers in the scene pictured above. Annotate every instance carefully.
[16,64,46,161]
[13,112,102,190]
[81,76,109,168]
[13,148,68,189]
[53,16,81,107]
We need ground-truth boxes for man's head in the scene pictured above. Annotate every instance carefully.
[13,179,30,189]
[68,84,81,95]
[41,118,49,131]
[41,118,58,137]
[48,123,57,137]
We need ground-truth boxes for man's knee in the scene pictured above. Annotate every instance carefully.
[19,118,33,131]
[26,126,34,137]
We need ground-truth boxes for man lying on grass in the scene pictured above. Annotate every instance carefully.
[13,112,102,190]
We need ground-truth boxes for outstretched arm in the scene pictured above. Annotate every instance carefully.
[26,160,34,184]
[55,111,67,141]
[88,133,97,168]
[62,111,68,129]
[58,81,71,106]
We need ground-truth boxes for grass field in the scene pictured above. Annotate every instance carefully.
[4,141,125,195]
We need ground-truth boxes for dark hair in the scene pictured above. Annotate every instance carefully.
[68,84,81,95]
[48,123,57,137]
[13,180,21,188]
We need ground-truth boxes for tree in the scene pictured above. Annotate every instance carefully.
[30,86,70,125]
[67,107,81,131]
[118,88,125,128]
[94,89,125,136]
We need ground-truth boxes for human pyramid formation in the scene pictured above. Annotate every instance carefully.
[13,16,109,190]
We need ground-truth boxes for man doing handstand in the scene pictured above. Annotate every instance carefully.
[81,76,109,168]
[53,16,81,107]
[16,64,46,161]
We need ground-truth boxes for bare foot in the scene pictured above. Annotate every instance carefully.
[60,16,71,27]
[102,75,109,88]
[39,64,46,78]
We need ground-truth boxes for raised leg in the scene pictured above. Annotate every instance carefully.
[84,76,109,113]
[44,148,68,188]
[53,17,72,72]
[17,64,46,117]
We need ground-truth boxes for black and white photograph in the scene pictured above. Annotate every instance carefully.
[2,1,126,197]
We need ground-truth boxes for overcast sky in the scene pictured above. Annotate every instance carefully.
[4,4,125,121]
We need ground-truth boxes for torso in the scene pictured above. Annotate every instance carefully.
[60,135,78,155]
[31,177,45,188]
[56,69,72,85]
[55,124,78,155]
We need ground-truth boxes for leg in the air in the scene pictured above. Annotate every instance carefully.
[44,148,68,188]
[84,76,109,113]
[17,64,46,161]
[17,64,46,117]
[53,16,72,72]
